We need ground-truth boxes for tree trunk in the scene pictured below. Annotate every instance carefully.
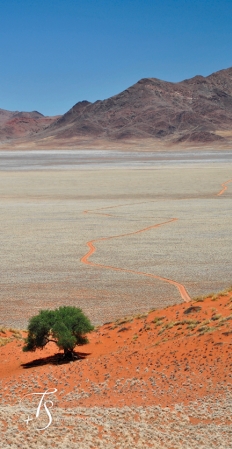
[63,348,74,359]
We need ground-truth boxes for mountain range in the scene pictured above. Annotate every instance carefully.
[1,66,232,148]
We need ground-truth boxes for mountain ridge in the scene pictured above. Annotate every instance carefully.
[0,108,60,140]
[35,65,232,143]
[1,66,232,146]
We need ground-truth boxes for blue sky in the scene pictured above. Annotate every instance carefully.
[0,0,232,115]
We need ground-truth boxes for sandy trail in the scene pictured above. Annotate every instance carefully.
[217,179,232,196]
[81,175,232,304]
[81,218,191,303]
[83,200,161,218]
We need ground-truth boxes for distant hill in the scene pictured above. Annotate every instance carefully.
[0,108,60,140]
[1,67,232,145]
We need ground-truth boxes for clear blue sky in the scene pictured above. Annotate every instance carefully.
[0,0,232,116]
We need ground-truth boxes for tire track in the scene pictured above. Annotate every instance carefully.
[81,175,232,304]
[217,179,232,196]
[81,218,191,303]
[83,200,160,218]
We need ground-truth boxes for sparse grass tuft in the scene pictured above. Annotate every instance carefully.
[115,317,133,326]
[136,313,148,319]
[187,323,197,330]
[0,336,11,347]
[152,341,161,346]
[153,316,165,325]
[211,314,222,321]
[165,321,176,329]
[198,326,217,335]
[193,297,205,302]
[8,327,19,333]
[178,319,200,326]
[201,319,211,326]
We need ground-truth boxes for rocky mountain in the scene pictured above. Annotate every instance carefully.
[41,66,232,143]
[0,108,59,140]
[1,67,232,145]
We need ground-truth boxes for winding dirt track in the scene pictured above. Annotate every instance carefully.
[81,218,191,303]
[217,179,232,196]
[83,200,161,218]
[81,178,231,305]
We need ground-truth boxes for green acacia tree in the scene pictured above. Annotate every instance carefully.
[23,306,94,358]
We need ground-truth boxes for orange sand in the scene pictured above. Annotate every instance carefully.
[1,291,232,410]
[217,178,232,195]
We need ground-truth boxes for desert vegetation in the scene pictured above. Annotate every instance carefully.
[1,287,232,447]
[23,306,94,358]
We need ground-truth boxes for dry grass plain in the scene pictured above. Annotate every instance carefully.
[0,163,232,328]
[1,398,232,449]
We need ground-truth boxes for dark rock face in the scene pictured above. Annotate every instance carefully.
[1,67,232,143]
[44,67,232,142]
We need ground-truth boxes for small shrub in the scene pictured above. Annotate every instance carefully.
[211,314,222,321]
[165,321,176,329]
[153,316,165,326]
[0,337,11,347]
[187,324,197,330]
[137,313,148,319]
[184,306,201,314]
[117,326,130,333]
[115,317,132,325]
[201,319,211,326]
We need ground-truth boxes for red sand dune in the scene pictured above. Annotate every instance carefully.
[1,290,232,410]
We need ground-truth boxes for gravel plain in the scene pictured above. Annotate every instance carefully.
[0,158,232,328]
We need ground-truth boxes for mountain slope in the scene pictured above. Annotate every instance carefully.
[1,67,232,145]
[0,108,60,140]
[42,66,232,143]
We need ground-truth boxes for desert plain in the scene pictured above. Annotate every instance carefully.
[0,148,232,448]
[0,150,232,328]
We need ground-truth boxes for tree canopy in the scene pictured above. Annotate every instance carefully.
[23,306,94,358]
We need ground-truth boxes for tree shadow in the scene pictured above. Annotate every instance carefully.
[21,351,91,368]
